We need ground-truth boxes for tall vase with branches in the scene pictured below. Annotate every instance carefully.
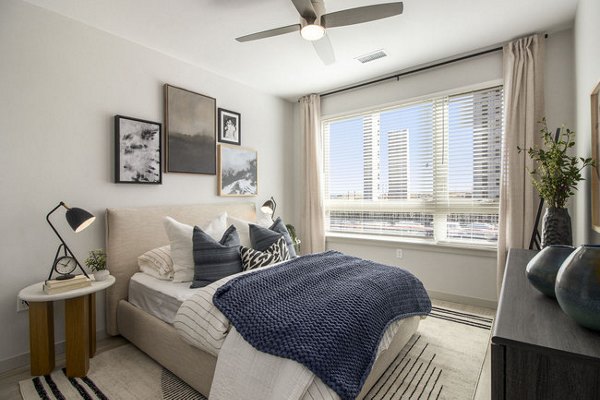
[519,119,595,247]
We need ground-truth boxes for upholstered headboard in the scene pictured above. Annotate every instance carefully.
[105,202,256,336]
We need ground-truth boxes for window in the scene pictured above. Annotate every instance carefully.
[322,86,503,246]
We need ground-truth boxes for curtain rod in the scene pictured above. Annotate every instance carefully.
[312,33,548,100]
[320,46,503,98]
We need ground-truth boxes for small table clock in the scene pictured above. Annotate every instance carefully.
[53,255,78,280]
[48,244,88,281]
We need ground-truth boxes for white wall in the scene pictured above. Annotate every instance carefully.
[573,0,600,245]
[544,29,577,234]
[545,30,576,133]
[0,0,294,371]
[314,30,575,307]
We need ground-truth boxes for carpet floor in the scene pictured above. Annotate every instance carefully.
[20,306,492,400]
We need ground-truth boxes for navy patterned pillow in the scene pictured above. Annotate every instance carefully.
[249,217,297,257]
[240,237,290,271]
[190,225,242,288]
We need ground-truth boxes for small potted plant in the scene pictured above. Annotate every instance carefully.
[85,249,108,281]
[285,224,302,255]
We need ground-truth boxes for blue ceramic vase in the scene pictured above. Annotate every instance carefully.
[526,245,575,298]
[555,245,600,331]
[541,207,573,247]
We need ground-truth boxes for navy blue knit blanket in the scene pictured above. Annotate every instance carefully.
[213,250,431,400]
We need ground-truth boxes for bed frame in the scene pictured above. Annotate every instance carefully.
[105,202,419,398]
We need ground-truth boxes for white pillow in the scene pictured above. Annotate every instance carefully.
[138,245,174,280]
[227,215,271,248]
[164,213,228,282]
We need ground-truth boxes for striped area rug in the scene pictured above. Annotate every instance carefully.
[19,345,206,400]
[362,307,493,400]
[19,306,492,400]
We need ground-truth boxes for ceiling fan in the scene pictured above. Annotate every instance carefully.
[235,0,404,65]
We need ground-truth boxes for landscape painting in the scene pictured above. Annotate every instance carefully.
[218,144,257,196]
[164,84,216,174]
[114,115,162,184]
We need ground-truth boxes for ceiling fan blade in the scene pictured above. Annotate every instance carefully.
[290,0,317,20]
[312,35,335,65]
[236,24,301,42]
[322,2,403,28]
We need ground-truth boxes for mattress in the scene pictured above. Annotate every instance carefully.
[129,272,197,324]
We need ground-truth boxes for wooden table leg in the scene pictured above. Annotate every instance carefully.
[28,302,54,376]
[65,295,89,377]
[89,293,96,357]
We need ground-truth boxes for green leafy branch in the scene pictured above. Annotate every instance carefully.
[518,118,595,209]
[85,248,106,272]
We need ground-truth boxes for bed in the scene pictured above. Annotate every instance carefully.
[105,202,425,399]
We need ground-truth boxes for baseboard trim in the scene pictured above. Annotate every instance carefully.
[428,290,498,310]
[0,330,107,375]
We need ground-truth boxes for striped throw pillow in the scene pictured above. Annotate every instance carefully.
[249,217,297,258]
[137,245,174,280]
[190,225,242,288]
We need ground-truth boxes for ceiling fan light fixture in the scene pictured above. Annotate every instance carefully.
[300,24,325,41]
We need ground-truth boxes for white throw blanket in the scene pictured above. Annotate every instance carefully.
[209,327,338,400]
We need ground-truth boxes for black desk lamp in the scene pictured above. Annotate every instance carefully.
[261,197,277,221]
[46,202,95,280]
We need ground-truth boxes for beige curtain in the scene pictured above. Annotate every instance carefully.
[299,94,325,254]
[497,34,545,290]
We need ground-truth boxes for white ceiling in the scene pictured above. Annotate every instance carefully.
[23,0,577,101]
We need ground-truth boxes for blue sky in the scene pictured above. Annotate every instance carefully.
[327,99,476,197]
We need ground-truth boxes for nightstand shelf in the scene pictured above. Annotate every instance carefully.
[19,275,115,377]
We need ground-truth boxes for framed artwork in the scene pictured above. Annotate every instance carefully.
[591,81,600,232]
[218,108,241,145]
[164,84,216,174]
[114,115,162,184]
[218,144,257,196]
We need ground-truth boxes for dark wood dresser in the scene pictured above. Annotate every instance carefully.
[492,248,600,400]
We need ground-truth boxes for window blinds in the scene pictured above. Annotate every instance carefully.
[322,85,503,245]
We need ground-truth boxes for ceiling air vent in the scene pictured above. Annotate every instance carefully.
[356,49,387,64]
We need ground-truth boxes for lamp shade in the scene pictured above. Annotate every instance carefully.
[65,207,96,233]
[261,197,276,216]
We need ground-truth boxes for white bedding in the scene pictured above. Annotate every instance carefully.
[173,267,420,400]
[129,261,283,330]
[210,327,332,400]
[132,266,419,400]
[128,273,197,324]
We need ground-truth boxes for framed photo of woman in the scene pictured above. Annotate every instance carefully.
[218,108,241,146]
